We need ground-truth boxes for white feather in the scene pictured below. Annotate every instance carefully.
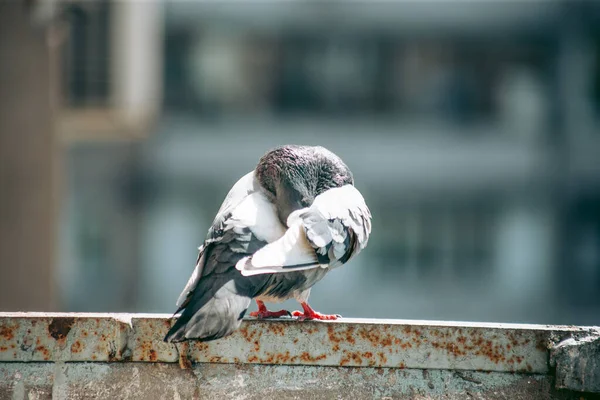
[230,192,286,243]
[236,184,371,277]
[175,171,257,308]
[211,171,256,224]
[236,222,318,276]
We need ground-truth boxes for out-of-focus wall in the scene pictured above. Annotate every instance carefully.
[0,2,58,311]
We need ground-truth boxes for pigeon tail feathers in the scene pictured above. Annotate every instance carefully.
[164,277,251,343]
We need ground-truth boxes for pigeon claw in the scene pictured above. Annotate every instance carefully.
[292,302,340,321]
[250,299,291,319]
[250,309,292,319]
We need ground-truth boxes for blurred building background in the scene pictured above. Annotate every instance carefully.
[1,0,600,326]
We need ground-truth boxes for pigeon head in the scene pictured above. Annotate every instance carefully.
[256,145,354,224]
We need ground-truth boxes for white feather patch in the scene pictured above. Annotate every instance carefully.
[235,184,371,276]
[213,171,256,220]
[230,192,286,243]
[235,222,318,276]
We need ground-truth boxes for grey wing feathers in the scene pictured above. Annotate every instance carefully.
[172,171,256,311]
[164,221,269,342]
[303,210,354,267]
[164,171,271,342]
[301,185,371,267]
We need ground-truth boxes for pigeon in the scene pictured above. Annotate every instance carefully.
[164,145,371,343]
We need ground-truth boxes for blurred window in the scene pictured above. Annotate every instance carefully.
[376,202,496,281]
[62,2,112,107]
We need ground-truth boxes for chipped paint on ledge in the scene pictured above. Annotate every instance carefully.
[1,313,598,375]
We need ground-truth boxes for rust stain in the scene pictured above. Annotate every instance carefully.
[194,342,209,352]
[247,355,259,363]
[327,325,341,344]
[293,338,299,344]
[267,324,285,336]
[48,318,75,342]
[299,352,327,363]
[239,326,258,343]
[139,340,162,362]
[339,350,376,366]
[253,340,260,351]
[0,346,7,352]
[358,326,381,347]
[380,336,393,347]
[356,326,406,352]
[262,353,275,363]
[71,341,83,353]
[305,326,318,335]
[273,351,291,363]
[35,345,50,360]
[344,326,356,345]
[0,326,15,341]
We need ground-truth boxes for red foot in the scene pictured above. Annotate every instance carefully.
[292,302,341,321]
[250,300,291,319]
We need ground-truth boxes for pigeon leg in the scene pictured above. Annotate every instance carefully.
[292,302,340,321]
[249,300,291,318]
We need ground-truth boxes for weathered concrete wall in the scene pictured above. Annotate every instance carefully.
[0,362,581,400]
[1,313,598,399]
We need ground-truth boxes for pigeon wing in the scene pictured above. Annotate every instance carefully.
[236,185,371,276]
[165,188,288,342]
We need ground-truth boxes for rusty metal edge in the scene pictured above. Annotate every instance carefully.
[1,313,598,374]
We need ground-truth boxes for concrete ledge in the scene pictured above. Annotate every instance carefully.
[551,333,600,393]
[1,313,599,398]
[1,313,597,371]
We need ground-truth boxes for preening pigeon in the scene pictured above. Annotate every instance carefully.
[164,145,371,343]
